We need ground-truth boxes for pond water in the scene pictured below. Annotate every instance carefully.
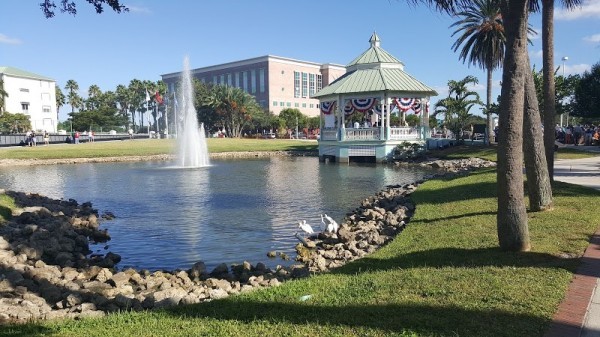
[0,157,435,271]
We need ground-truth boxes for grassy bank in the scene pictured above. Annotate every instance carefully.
[3,166,599,336]
[0,138,318,160]
[428,144,599,161]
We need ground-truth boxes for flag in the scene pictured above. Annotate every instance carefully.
[155,91,163,104]
[145,89,150,102]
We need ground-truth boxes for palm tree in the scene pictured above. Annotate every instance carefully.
[86,85,102,111]
[55,86,65,123]
[412,0,532,251]
[115,84,131,128]
[64,80,82,114]
[434,76,483,140]
[450,0,504,145]
[540,0,582,180]
[0,79,9,112]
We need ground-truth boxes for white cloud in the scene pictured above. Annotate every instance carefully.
[555,0,600,20]
[0,33,21,45]
[126,5,152,14]
[583,33,600,43]
[564,63,592,75]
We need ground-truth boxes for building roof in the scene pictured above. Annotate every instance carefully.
[313,33,437,98]
[0,66,54,82]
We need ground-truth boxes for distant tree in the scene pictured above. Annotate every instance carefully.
[202,85,262,138]
[0,79,8,111]
[406,114,420,126]
[64,80,82,114]
[70,106,127,132]
[55,86,65,122]
[85,85,102,111]
[0,113,31,133]
[278,108,306,130]
[573,62,600,118]
[40,0,128,18]
[115,84,131,128]
[434,76,483,140]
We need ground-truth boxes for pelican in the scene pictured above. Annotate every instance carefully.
[297,220,314,235]
[322,214,339,234]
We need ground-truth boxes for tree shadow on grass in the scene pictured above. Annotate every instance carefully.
[162,296,553,337]
[333,247,580,277]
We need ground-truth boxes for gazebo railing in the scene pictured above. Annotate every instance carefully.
[345,128,381,140]
[389,127,420,140]
[320,128,338,141]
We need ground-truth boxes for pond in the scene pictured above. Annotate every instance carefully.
[0,157,435,271]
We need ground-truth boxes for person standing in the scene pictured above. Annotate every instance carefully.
[43,130,49,146]
[74,131,80,144]
[89,130,95,143]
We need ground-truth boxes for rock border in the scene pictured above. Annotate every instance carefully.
[0,156,494,323]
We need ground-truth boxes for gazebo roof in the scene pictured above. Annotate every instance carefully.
[313,33,437,98]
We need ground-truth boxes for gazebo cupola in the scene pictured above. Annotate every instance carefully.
[313,33,438,163]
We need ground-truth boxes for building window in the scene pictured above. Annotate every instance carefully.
[227,73,232,87]
[280,102,285,107]
[220,75,225,85]
[243,72,248,92]
[309,104,314,108]
[21,103,29,114]
[212,75,218,84]
[295,103,299,107]
[286,102,291,107]
[259,68,265,93]
[301,72,308,98]
[294,71,300,98]
[309,74,315,97]
[273,101,278,106]
[235,72,240,88]
[250,69,257,94]
[20,88,29,93]
[42,105,51,113]
[259,100,266,108]
[317,74,322,92]
[302,103,306,108]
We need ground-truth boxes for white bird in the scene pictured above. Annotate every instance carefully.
[297,220,314,235]
[320,214,327,232]
[322,214,339,234]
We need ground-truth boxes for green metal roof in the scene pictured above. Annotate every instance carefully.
[313,68,437,97]
[347,33,403,67]
[313,33,437,99]
[0,66,54,81]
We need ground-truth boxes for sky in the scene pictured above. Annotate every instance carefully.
[1,0,599,121]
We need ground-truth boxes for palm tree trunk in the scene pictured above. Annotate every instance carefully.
[497,0,530,252]
[542,0,556,180]
[523,57,553,211]
[486,67,494,145]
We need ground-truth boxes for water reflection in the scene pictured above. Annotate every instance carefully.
[0,157,435,271]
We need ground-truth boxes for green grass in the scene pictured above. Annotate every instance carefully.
[0,193,15,223]
[3,169,599,337]
[428,144,600,162]
[0,138,317,160]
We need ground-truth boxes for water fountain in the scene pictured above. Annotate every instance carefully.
[176,56,210,167]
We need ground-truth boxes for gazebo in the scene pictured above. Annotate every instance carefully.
[313,33,438,163]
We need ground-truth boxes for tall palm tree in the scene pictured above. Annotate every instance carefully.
[450,0,504,145]
[55,86,65,122]
[115,84,131,128]
[540,0,582,180]
[86,85,102,111]
[64,80,82,114]
[412,0,532,251]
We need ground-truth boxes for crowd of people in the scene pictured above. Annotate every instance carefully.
[555,124,600,146]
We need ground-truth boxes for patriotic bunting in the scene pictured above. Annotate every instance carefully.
[412,99,422,114]
[320,101,336,115]
[344,101,354,115]
[350,98,377,112]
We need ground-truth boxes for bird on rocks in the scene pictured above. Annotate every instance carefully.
[322,214,339,234]
[297,220,315,235]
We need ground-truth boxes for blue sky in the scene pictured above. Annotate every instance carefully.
[1,0,599,121]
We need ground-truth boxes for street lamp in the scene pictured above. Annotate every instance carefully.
[560,56,568,127]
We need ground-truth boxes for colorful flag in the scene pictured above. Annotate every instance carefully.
[155,91,163,104]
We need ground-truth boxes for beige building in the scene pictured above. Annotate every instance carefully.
[161,55,345,117]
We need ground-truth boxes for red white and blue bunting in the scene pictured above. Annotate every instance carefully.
[320,101,336,115]
[344,102,354,115]
[393,97,425,114]
[350,98,377,112]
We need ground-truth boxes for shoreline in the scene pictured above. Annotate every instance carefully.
[0,150,319,167]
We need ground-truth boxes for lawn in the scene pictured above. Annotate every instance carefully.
[2,161,599,336]
[0,138,318,160]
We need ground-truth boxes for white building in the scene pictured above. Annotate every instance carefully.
[0,66,57,132]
